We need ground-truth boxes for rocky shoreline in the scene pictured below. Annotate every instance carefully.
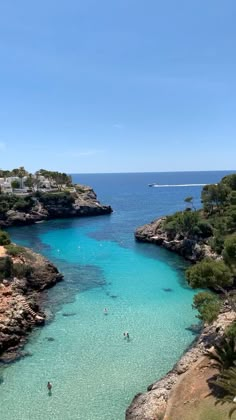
[125,216,235,419]
[0,185,112,228]
[0,184,112,362]
[135,217,219,262]
[0,246,63,363]
[126,309,235,419]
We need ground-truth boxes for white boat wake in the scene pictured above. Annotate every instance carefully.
[151,183,207,188]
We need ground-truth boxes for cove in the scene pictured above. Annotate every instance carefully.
[0,214,198,420]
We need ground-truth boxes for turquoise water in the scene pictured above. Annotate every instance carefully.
[2,171,230,420]
[1,218,197,420]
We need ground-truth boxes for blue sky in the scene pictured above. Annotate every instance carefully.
[0,0,235,173]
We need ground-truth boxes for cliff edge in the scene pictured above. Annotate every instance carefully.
[0,245,63,363]
[0,185,112,228]
[135,216,218,262]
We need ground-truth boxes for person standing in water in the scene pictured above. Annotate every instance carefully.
[104,308,108,315]
[47,381,52,394]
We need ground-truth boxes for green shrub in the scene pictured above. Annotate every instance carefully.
[13,197,34,212]
[164,210,201,237]
[201,183,231,214]
[208,235,225,255]
[0,201,10,215]
[0,256,13,281]
[11,180,20,189]
[193,291,221,324]
[178,211,200,236]
[207,336,236,373]
[225,322,236,339]
[5,244,26,257]
[223,235,236,264]
[221,173,236,191]
[38,192,74,207]
[164,219,178,237]
[0,230,11,245]
[229,191,236,205]
[186,259,233,289]
[75,185,86,193]
[13,263,32,278]
[196,221,213,238]
[0,193,34,214]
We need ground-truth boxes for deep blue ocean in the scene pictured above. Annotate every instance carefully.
[0,171,234,420]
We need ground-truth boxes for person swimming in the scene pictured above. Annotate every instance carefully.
[103,308,108,315]
[47,381,52,393]
[123,331,130,339]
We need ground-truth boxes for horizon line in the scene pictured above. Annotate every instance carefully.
[69,169,236,175]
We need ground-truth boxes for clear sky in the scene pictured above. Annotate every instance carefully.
[0,1,235,173]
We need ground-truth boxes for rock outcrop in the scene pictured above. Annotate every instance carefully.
[128,216,232,418]
[135,217,218,262]
[0,247,63,362]
[126,310,235,419]
[0,185,112,228]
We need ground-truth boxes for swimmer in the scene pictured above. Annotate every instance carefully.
[104,308,108,315]
[47,381,52,392]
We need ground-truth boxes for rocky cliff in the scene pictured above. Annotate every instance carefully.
[0,245,63,362]
[126,309,235,419]
[135,217,218,262]
[0,185,112,227]
[127,217,226,418]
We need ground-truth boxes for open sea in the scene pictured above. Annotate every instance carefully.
[0,171,234,420]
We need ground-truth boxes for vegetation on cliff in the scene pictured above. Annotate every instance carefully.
[0,167,72,191]
[0,167,112,226]
[0,167,112,361]
[158,174,236,323]
[0,194,35,215]
[133,173,236,416]
[0,230,11,245]
[0,231,62,361]
[0,167,74,219]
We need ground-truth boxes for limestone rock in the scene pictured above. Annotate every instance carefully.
[0,186,112,228]
[0,247,63,362]
[126,310,236,419]
[135,217,219,262]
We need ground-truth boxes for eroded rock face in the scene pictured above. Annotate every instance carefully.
[0,248,63,363]
[0,186,112,228]
[135,217,218,262]
[126,311,236,420]
[127,218,231,419]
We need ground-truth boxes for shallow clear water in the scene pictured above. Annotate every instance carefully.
[0,171,233,420]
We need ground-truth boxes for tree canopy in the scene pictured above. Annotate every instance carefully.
[192,291,221,324]
[186,259,233,289]
[0,230,11,246]
[224,235,236,264]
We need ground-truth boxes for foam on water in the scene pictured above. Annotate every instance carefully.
[152,183,207,187]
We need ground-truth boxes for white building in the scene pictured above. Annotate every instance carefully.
[0,178,13,193]
[0,176,28,193]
